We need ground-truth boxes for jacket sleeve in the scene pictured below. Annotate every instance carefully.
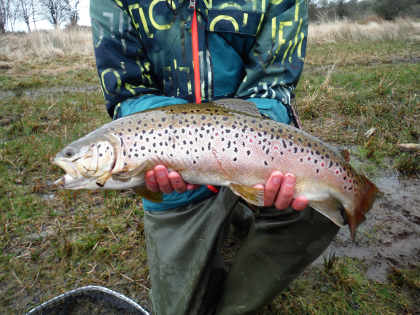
[90,0,162,117]
[235,0,307,127]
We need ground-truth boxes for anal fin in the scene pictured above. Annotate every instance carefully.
[230,184,264,206]
[309,198,346,227]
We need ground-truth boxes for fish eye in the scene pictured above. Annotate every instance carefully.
[64,148,75,158]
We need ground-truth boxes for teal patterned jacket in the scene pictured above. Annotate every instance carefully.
[90,0,308,210]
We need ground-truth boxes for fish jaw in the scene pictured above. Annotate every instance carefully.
[53,173,102,190]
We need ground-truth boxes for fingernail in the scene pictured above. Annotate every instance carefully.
[272,177,281,185]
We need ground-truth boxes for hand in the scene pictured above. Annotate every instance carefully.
[145,165,198,194]
[254,171,308,211]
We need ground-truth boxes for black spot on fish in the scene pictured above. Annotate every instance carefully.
[282,140,287,149]
[294,147,298,153]
[329,161,333,168]
[233,157,237,162]
[247,150,251,156]
[264,161,268,166]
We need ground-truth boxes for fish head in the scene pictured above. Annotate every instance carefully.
[53,136,116,189]
[347,174,379,240]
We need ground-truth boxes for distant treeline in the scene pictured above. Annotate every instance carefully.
[309,0,420,22]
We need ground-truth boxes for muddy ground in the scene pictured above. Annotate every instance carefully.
[316,173,420,282]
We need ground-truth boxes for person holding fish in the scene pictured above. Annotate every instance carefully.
[89,0,340,314]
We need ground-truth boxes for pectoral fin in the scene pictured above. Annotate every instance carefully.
[96,172,112,187]
[230,184,264,206]
[134,185,163,203]
[309,198,346,227]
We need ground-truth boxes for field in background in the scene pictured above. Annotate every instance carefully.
[0,19,419,314]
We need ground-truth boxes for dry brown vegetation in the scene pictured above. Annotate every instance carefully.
[309,18,420,43]
[0,18,419,60]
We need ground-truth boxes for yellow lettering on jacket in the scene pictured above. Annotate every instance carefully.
[209,15,239,32]
[101,69,122,95]
[149,0,175,31]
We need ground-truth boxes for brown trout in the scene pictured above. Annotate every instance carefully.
[53,99,378,238]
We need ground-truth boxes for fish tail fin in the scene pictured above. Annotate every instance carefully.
[349,175,379,240]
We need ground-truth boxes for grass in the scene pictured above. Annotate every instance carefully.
[259,258,419,315]
[0,20,419,313]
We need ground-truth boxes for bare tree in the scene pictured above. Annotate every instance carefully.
[67,0,79,27]
[19,0,31,32]
[39,0,71,29]
[0,0,11,33]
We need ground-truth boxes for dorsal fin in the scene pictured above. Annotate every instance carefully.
[213,98,262,118]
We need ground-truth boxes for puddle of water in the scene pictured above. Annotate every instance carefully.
[315,173,420,282]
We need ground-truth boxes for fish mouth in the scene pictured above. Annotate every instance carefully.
[52,158,94,189]
[53,157,79,178]
[53,174,97,189]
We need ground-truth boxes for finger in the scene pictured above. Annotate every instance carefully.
[263,171,283,207]
[168,171,187,193]
[187,184,199,190]
[145,170,159,192]
[154,165,173,194]
[274,173,296,210]
[291,196,309,211]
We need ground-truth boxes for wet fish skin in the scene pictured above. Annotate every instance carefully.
[53,99,378,239]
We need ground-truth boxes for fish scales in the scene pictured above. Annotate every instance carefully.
[53,100,378,239]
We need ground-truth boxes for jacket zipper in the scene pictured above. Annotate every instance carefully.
[190,1,219,194]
